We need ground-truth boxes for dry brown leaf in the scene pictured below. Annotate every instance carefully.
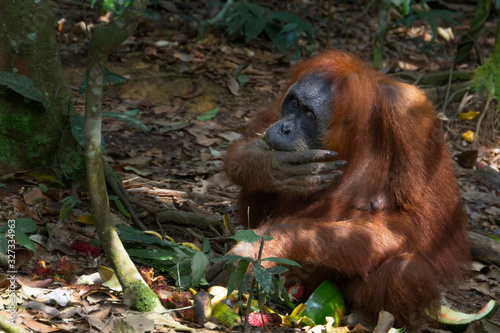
[173,51,194,62]
[24,188,54,205]
[196,136,220,147]
[217,131,242,142]
[437,27,455,41]
[13,248,33,269]
[123,166,153,177]
[180,148,193,161]
[144,46,157,57]
[20,317,61,332]
[12,198,25,211]
[226,76,241,96]
[201,152,212,163]
[397,61,419,71]
[152,105,173,114]
[120,155,152,167]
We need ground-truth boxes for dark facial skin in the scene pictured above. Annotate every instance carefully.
[264,72,334,151]
[229,72,345,195]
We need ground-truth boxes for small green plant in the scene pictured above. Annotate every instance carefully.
[109,195,131,219]
[89,0,130,16]
[59,196,79,222]
[0,218,38,254]
[116,224,210,287]
[213,230,299,328]
[391,0,460,45]
[222,2,314,59]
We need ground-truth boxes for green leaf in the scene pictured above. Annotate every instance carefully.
[269,11,314,38]
[59,196,79,222]
[213,254,254,264]
[191,251,209,286]
[274,31,295,53]
[202,238,211,253]
[39,184,49,193]
[127,248,176,260]
[427,14,438,42]
[173,260,193,287]
[0,234,7,255]
[292,41,302,59]
[261,257,301,267]
[79,68,129,96]
[226,4,248,35]
[228,230,261,243]
[264,21,282,40]
[238,273,252,299]
[103,111,149,132]
[0,72,52,113]
[70,115,106,150]
[78,76,87,96]
[123,109,140,116]
[109,195,131,219]
[266,266,289,274]
[269,274,294,307]
[285,30,299,49]
[390,0,405,6]
[0,183,5,188]
[279,23,298,34]
[14,231,36,252]
[246,2,264,17]
[227,260,250,298]
[263,235,273,241]
[116,224,166,246]
[244,13,267,43]
[402,0,411,15]
[196,107,220,121]
[237,75,251,86]
[103,67,129,85]
[254,263,273,293]
[12,218,37,234]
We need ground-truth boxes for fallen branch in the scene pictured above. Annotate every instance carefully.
[421,81,472,105]
[392,70,474,85]
[0,314,28,333]
[157,210,222,230]
[468,231,500,267]
[104,161,147,231]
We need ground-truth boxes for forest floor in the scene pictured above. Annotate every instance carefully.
[1,1,500,332]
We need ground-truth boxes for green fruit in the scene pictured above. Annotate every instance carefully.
[302,280,345,326]
[211,302,241,328]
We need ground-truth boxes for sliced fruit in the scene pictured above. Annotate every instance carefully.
[436,300,497,333]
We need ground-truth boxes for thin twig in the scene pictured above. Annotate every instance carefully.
[243,237,266,332]
[243,279,256,333]
[441,64,454,116]
[205,0,234,25]
[326,0,332,49]
[472,94,493,149]
[353,0,376,20]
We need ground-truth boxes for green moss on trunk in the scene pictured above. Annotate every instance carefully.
[0,0,84,176]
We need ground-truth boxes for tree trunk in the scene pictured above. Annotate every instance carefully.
[83,0,168,313]
[0,0,83,176]
[472,16,500,102]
